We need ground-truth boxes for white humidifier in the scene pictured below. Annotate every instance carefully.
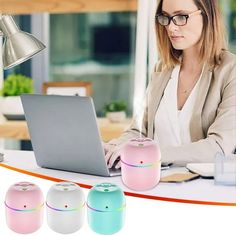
[46,182,85,234]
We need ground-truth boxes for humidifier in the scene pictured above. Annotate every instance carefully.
[87,183,126,235]
[5,181,44,234]
[120,138,161,191]
[46,182,85,234]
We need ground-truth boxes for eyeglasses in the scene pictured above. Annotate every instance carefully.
[156,9,201,26]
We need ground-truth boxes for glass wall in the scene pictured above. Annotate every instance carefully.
[220,0,236,53]
[49,12,137,116]
[228,0,236,52]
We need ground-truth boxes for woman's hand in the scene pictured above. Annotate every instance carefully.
[103,142,122,169]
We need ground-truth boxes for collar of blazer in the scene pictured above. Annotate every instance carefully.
[190,64,213,141]
[148,63,213,141]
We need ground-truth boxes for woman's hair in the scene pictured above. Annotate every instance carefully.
[155,0,227,69]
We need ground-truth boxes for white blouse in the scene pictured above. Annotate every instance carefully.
[154,64,204,150]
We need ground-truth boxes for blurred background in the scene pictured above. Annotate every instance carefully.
[0,0,235,150]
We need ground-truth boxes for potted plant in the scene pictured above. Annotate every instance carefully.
[104,100,127,123]
[0,74,34,120]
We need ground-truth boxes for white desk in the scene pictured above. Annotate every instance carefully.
[1,150,236,205]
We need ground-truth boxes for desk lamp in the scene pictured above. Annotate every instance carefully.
[0,14,45,70]
[0,14,45,160]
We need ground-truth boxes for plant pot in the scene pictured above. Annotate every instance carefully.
[1,96,25,120]
[106,111,126,123]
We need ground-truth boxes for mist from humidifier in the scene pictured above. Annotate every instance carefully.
[133,95,146,139]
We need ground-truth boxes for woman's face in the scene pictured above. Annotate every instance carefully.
[162,0,203,51]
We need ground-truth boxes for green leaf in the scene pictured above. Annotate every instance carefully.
[104,100,127,112]
[0,74,34,97]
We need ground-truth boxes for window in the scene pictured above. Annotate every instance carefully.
[49,12,136,116]
[219,0,236,53]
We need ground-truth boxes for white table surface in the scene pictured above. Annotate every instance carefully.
[1,150,236,205]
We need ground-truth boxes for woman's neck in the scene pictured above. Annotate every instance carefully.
[181,46,203,72]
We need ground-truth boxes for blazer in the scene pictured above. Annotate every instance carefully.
[109,50,236,165]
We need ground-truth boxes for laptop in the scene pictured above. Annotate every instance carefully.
[21,94,120,177]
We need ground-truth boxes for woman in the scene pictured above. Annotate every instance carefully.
[104,0,236,168]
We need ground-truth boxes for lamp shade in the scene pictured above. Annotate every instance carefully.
[0,15,46,69]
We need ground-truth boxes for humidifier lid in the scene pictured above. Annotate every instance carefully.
[52,182,80,192]
[93,183,120,193]
[128,138,157,147]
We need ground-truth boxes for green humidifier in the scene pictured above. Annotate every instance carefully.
[87,183,126,235]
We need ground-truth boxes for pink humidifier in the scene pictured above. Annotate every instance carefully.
[120,138,161,191]
[5,182,44,234]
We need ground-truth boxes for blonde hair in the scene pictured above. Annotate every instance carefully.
[155,0,227,69]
